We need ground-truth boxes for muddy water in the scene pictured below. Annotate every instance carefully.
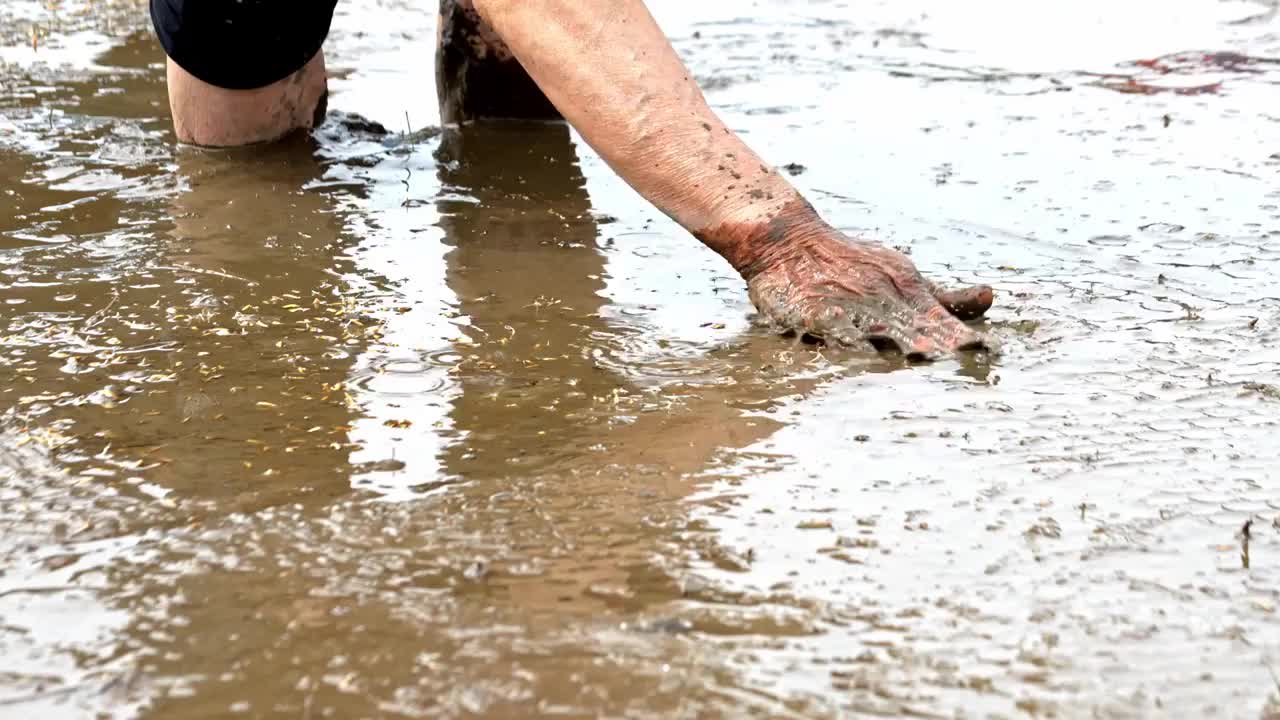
[1,0,1279,717]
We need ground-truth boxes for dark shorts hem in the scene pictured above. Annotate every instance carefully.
[149,0,338,90]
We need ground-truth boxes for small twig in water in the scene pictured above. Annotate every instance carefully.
[83,291,120,330]
[1265,659,1280,693]
[149,264,258,286]
[1241,518,1253,569]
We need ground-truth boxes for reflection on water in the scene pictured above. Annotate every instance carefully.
[2,0,1280,717]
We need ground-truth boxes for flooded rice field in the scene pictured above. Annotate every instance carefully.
[1,0,1279,717]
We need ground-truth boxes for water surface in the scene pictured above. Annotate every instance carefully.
[2,1,1279,717]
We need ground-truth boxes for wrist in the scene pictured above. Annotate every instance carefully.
[696,193,832,281]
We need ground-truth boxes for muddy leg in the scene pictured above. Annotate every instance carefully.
[436,0,562,123]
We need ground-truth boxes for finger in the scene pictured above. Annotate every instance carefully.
[807,305,877,351]
[925,281,995,321]
[864,315,944,361]
[749,283,811,335]
[802,297,941,358]
[749,284,862,350]
[915,303,997,354]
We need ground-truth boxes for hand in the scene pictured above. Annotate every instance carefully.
[745,228,995,359]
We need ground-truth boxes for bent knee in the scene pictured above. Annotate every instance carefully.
[152,0,336,145]
[165,53,329,147]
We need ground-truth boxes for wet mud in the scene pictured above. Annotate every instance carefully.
[1,0,1279,718]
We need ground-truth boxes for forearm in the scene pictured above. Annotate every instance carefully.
[470,0,829,276]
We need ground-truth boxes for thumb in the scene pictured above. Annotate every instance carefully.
[928,282,994,321]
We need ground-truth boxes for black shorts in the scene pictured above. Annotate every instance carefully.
[150,0,340,90]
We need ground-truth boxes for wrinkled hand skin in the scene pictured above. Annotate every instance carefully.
[721,200,995,360]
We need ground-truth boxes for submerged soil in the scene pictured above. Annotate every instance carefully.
[1,0,1279,717]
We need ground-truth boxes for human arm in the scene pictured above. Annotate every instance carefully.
[470,0,993,356]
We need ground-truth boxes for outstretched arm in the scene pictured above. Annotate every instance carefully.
[471,0,994,357]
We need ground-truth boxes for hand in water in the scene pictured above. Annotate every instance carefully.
[744,227,994,359]
[465,0,999,360]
